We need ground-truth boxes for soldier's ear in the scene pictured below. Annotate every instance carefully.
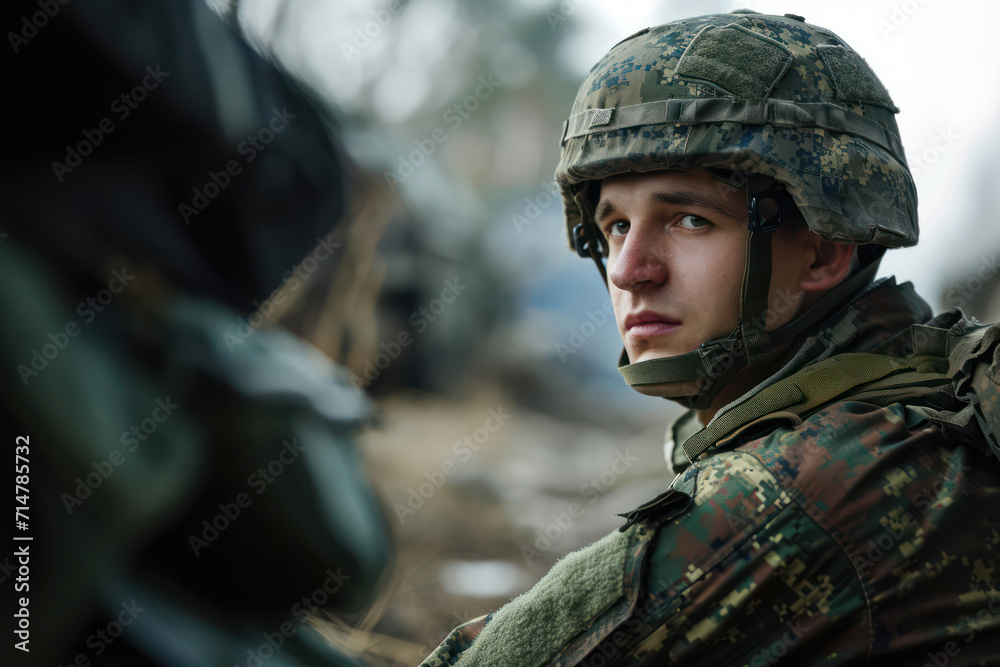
[798,238,856,293]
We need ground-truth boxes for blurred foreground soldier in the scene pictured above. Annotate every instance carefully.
[420,10,1000,665]
[1,1,388,665]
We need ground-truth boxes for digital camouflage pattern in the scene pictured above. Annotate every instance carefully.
[418,279,1000,665]
[555,10,917,255]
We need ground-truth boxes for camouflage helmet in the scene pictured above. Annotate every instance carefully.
[555,9,917,255]
[554,10,917,411]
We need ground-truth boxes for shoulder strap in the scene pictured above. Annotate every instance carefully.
[682,351,949,461]
[684,318,1000,464]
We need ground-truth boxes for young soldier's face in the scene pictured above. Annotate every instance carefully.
[597,169,806,364]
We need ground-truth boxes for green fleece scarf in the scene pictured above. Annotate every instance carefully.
[456,526,632,667]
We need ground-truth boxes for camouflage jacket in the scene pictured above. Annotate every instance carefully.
[419,278,1000,666]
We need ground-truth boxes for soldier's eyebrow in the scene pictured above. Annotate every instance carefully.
[652,190,740,218]
[594,199,617,224]
[595,189,740,223]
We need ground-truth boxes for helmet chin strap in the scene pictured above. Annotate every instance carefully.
[615,175,883,410]
[739,174,783,369]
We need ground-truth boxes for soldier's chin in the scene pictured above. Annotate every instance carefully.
[628,345,690,364]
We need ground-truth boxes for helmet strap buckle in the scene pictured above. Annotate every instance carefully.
[746,180,785,233]
[572,223,592,258]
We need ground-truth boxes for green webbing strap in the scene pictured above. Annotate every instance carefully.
[740,227,775,368]
[681,352,950,461]
[561,98,906,164]
[618,345,721,385]
[573,187,609,285]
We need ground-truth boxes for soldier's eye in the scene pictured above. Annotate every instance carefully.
[675,215,712,230]
[608,221,630,237]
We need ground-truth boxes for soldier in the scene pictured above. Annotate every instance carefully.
[420,10,1000,666]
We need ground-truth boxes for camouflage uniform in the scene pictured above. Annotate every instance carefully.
[418,278,1000,665]
[420,10,1000,667]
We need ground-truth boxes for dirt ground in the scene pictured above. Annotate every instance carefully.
[334,383,678,665]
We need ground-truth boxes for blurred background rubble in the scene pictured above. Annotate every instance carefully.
[219,2,1000,661]
[6,0,1000,665]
